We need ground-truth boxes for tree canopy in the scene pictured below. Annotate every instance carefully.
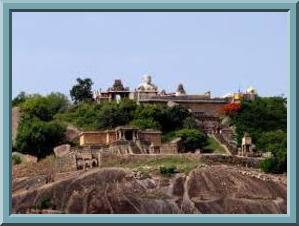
[230,97,287,173]
[70,78,94,104]
[14,92,69,158]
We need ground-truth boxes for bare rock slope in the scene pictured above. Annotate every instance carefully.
[12,165,286,214]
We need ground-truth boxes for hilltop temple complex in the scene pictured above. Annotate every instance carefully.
[54,75,260,170]
[93,74,257,134]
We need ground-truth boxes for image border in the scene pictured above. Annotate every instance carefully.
[0,0,297,224]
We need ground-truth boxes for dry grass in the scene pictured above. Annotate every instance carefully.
[13,155,57,178]
[101,154,201,176]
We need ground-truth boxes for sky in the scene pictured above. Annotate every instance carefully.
[12,12,289,98]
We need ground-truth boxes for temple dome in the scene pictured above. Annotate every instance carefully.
[246,86,256,94]
[137,74,158,91]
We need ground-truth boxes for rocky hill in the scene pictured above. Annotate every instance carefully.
[12,165,286,214]
[12,107,21,142]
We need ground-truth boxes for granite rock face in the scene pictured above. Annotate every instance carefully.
[12,165,286,214]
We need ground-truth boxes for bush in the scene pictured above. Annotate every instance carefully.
[130,118,160,130]
[183,116,198,129]
[12,91,27,107]
[12,155,22,165]
[20,93,69,121]
[175,129,207,152]
[231,97,287,146]
[134,104,192,132]
[15,117,66,158]
[70,78,94,104]
[159,166,177,176]
[257,130,286,173]
[260,157,286,174]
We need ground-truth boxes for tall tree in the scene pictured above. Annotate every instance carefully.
[70,78,94,104]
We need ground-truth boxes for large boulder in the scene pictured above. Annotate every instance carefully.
[65,125,81,142]
[53,144,71,157]
[12,107,21,143]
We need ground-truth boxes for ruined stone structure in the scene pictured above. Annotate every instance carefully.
[93,75,257,134]
[93,79,131,103]
[240,132,254,156]
[79,126,161,148]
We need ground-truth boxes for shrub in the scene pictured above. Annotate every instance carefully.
[20,92,69,121]
[12,91,27,107]
[70,77,94,104]
[15,118,66,158]
[183,116,198,129]
[159,166,177,176]
[130,118,160,130]
[175,129,207,152]
[260,157,286,174]
[231,97,287,146]
[12,155,22,165]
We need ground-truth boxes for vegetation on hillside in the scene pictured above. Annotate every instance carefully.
[13,78,204,158]
[12,78,288,174]
[228,97,287,173]
[14,93,69,159]
[70,78,94,104]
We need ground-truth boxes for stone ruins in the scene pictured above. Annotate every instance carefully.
[56,75,260,170]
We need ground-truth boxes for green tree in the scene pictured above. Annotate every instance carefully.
[175,129,207,152]
[231,97,287,145]
[70,78,94,104]
[15,117,66,158]
[183,116,198,129]
[130,118,160,130]
[20,93,69,121]
[12,91,27,107]
[258,130,287,173]
[161,105,192,132]
[95,101,132,129]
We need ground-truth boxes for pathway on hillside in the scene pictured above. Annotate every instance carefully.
[209,134,232,156]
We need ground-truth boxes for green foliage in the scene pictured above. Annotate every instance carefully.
[15,118,66,158]
[70,78,94,104]
[95,102,129,129]
[162,105,192,131]
[175,129,207,152]
[231,97,287,146]
[230,97,287,173]
[12,155,22,165]
[134,104,192,132]
[183,116,198,129]
[260,156,286,174]
[20,92,69,121]
[12,91,27,107]
[35,196,54,210]
[256,130,286,153]
[161,131,176,143]
[159,166,177,176]
[55,102,102,130]
[56,99,138,130]
[258,130,287,173]
[202,137,226,154]
[130,118,160,130]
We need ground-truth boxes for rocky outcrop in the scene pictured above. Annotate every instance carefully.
[12,107,21,142]
[12,165,286,214]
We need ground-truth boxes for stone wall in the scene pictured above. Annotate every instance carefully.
[179,102,226,117]
[55,152,77,172]
[80,132,108,146]
[200,154,263,168]
[139,131,161,146]
[160,143,178,154]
